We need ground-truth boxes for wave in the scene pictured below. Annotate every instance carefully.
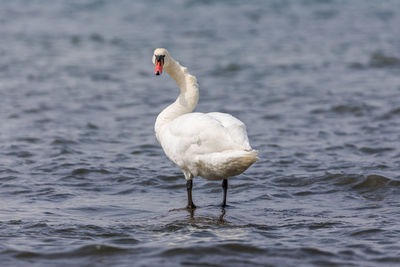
[378,107,400,120]
[322,173,400,192]
[351,174,395,190]
[369,51,400,68]
[9,244,128,260]
[71,168,113,176]
[349,51,400,69]
[274,173,400,199]
[159,243,266,257]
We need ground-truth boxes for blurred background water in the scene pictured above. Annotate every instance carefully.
[1,0,400,266]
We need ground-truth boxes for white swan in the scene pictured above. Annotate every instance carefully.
[152,48,258,209]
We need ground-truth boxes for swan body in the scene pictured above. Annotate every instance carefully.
[152,48,258,208]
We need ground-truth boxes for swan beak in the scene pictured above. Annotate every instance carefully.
[154,55,164,75]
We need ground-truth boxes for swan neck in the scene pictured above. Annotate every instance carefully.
[155,57,199,136]
[166,58,197,96]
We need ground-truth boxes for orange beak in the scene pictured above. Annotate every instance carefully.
[154,55,164,75]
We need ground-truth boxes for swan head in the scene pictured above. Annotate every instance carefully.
[153,48,170,75]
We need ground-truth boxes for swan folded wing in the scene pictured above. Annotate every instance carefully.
[207,112,252,150]
[160,113,239,155]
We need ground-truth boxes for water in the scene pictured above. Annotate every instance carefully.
[1,0,400,266]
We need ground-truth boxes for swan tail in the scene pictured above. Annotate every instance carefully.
[235,149,259,167]
[195,150,259,180]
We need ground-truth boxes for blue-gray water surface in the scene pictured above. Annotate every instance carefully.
[1,0,400,266]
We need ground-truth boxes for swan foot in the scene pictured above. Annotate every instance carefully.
[186,180,197,210]
[186,203,197,210]
[219,207,226,223]
[222,179,228,207]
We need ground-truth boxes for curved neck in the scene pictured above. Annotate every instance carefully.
[155,56,199,136]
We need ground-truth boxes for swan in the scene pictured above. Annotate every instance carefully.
[152,48,258,209]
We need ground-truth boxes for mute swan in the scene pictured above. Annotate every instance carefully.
[152,48,258,209]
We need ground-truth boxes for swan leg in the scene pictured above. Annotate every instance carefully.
[222,179,228,207]
[186,180,196,209]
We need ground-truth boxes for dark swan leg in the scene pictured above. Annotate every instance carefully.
[186,180,196,209]
[222,179,228,207]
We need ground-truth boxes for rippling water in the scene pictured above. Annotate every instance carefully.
[1,0,400,266]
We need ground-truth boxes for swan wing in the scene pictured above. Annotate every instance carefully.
[207,112,252,150]
[158,112,250,166]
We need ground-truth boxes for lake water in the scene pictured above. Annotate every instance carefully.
[1,0,400,266]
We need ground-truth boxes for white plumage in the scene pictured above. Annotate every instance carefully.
[152,48,258,208]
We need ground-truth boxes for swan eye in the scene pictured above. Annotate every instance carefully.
[155,55,165,64]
